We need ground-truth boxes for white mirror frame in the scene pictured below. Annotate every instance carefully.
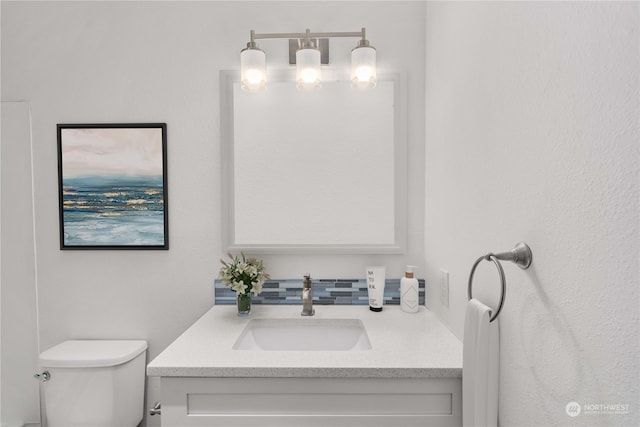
[220,69,407,254]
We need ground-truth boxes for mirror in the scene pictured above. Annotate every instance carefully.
[221,70,406,253]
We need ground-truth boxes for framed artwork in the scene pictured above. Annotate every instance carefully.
[57,123,168,249]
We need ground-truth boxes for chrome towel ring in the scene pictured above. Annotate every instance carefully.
[468,242,532,322]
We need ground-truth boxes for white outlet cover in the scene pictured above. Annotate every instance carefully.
[439,268,449,308]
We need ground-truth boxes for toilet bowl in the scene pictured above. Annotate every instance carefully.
[38,340,147,427]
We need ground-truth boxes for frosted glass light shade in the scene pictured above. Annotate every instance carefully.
[351,46,376,90]
[296,48,321,91]
[241,48,266,92]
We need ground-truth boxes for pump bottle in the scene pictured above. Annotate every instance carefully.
[400,265,419,313]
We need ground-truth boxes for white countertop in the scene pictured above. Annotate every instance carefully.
[147,305,462,378]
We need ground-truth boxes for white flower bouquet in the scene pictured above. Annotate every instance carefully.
[218,252,269,296]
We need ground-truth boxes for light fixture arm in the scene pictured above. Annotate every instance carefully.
[245,30,259,49]
[356,28,371,48]
[249,28,367,42]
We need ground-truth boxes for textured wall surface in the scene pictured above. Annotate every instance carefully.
[1,2,425,425]
[424,2,639,426]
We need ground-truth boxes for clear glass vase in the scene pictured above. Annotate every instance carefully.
[237,293,252,317]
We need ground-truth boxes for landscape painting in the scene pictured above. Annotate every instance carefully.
[57,123,168,249]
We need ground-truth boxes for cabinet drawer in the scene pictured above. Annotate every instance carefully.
[161,377,461,427]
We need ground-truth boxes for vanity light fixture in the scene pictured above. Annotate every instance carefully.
[240,28,376,91]
[295,30,322,90]
[351,37,377,90]
[240,33,266,92]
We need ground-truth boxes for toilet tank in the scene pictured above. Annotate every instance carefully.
[39,340,147,427]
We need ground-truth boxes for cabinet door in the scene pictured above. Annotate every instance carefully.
[1,102,40,425]
[160,377,461,427]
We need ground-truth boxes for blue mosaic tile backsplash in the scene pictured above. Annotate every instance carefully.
[214,278,425,306]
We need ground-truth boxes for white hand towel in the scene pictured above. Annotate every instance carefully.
[463,298,500,427]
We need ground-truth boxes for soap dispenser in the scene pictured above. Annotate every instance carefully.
[400,265,420,313]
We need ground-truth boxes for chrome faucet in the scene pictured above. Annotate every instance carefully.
[301,274,315,316]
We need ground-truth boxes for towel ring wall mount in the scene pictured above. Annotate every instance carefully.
[467,242,532,322]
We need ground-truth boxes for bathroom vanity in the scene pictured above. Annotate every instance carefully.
[147,305,462,427]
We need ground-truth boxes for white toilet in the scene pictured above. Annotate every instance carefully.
[38,340,147,427]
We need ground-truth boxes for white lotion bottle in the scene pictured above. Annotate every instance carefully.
[400,265,419,313]
[366,266,386,312]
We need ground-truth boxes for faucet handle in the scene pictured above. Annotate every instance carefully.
[303,274,312,287]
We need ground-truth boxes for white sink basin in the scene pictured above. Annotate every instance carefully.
[233,318,372,351]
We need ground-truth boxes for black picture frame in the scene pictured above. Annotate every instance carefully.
[57,123,169,250]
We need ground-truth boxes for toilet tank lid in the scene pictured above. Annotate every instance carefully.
[39,340,147,368]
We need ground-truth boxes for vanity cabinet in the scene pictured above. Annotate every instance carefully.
[147,306,463,427]
[159,376,461,427]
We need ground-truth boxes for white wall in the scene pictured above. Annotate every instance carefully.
[425,2,639,426]
[1,1,425,424]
